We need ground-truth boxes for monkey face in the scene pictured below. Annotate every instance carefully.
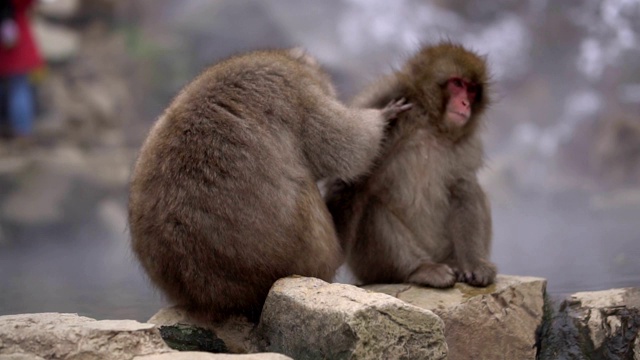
[444,77,479,127]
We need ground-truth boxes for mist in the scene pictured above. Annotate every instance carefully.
[1,0,639,321]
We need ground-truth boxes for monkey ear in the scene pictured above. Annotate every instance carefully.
[288,47,318,66]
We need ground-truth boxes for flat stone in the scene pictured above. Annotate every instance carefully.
[366,274,546,360]
[0,313,171,360]
[257,276,447,360]
[0,354,45,360]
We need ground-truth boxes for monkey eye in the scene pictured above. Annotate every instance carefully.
[450,78,464,88]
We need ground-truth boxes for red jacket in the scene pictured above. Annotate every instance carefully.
[0,0,43,77]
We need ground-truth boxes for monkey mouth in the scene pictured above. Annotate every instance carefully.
[447,111,469,126]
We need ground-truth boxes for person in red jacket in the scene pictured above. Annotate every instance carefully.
[0,0,43,139]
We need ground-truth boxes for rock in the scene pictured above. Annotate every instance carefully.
[32,19,81,63]
[256,276,448,360]
[148,306,193,326]
[0,313,171,360]
[148,306,258,354]
[365,275,546,360]
[0,354,45,360]
[538,287,640,359]
[157,324,228,353]
[134,352,292,360]
[35,0,80,20]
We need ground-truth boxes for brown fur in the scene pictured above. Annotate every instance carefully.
[128,48,408,323]
[327,43,497,288]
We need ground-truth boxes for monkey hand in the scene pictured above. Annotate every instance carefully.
[381,98,412,122]
[456,259,497,287]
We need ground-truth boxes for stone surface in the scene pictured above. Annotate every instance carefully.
[572,288,640,352]
[35,0,80,20]
[148,306,258,354]
[257,276,447,360]
[32,19,80,63]
[148,306,193,326]
[0,313,171,360]
[0,355,45,360]
[156,325,228,353]
[539,287,640,359]
[365,274,546,360]
[134,352,292,360]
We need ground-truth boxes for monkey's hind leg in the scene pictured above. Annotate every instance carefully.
[352,201,456,288]
[292,181,343,281]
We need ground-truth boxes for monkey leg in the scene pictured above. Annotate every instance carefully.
[407,263,457,288]
[447,179,497,287]
[290,180,343,281]
[349,201,456,288]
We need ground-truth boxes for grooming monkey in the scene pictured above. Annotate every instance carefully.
[128,48,411,323]
[327,43,496,288]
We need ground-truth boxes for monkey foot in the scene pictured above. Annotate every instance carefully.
[456,260,497,287]
[407,263,456,288]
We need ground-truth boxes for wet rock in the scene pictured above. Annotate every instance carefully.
[0,313,171,359]
[539,287,640,359]
[256,276,448,360]
[365,275,546,360]
[157,325,227,353]
[148,306,258,354]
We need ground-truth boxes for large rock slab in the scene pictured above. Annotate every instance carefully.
[538,287,640,359]
[256,276,448,360]
[365,275,546,360]
[0,313,171,360]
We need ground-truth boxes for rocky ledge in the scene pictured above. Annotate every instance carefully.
[1,276,639,360]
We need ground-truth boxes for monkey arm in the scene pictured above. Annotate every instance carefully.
[301,95,388,182]
[350,74,405,109]
[446,177,496,286]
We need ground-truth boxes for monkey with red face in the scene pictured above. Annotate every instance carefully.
[327,43,496,288]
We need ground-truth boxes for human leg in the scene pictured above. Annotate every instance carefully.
[7,74,34,137]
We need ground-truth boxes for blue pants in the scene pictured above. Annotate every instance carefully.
[1,74,34,136]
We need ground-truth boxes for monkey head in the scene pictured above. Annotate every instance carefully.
[286,47,338,99]
[400,42,491,141]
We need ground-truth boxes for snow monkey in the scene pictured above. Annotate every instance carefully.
[327,43,496,288]
[128,48,411,323]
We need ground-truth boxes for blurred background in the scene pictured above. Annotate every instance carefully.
[0,0,639,321]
